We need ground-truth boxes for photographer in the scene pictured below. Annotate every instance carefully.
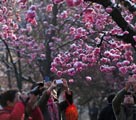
[112,75,136,120]
[34,80,58,120]
[34,78,78,120]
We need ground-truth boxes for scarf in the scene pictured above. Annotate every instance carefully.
[47,97,59,120]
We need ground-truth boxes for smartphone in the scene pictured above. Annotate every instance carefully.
[56,79,63,84]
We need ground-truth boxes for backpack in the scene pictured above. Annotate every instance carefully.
[65,103,78,120]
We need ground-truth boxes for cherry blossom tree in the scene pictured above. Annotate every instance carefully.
[50,0,136,82]
[49,0,136,102]
[0,0,136,97]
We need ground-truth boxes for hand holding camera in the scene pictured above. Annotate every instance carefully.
[125,78,136,93]
[56,79,63,85]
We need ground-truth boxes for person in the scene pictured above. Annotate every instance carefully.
[88,102,98,120]
[112,75,136,120]
[36,78,78,120]
[35,80,59,120]
[0,88,44,120]
[98,93,116,120]
[57,78,78,120]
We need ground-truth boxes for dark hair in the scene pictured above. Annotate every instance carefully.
[31,82,44,90]
[125,92,132,95]
[30,82,44,96]
[0,89,18,107]
[107,93,115,103]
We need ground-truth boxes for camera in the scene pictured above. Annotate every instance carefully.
[56,79,63,85]
[55,79,63,89]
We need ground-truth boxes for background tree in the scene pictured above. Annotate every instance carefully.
[0,0,136,107]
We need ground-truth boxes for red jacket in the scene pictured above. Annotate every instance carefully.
[0,102,44,120]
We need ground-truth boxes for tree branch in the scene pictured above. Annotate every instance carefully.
[119,0,136,13]
[84,0,136,50]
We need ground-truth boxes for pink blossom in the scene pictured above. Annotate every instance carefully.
[51,62,57,67]
[100,65,106,72]
[13,23,19,30]
[132,74,136,79]
[94,48,100,54]
[104,51,110,57]
[86,76,92,81]
[82,8,94,23]
[31,53,37,60]
[27,59,32,64]
[65,0,83,7]
[73,61,83,68]
[0,15,3,22]
[20,4,27,9]
[70,43,77,49]
[112,58,118,62]
[50,67,57,72]
[10,34,17,40]
[131,0,136,3]
[2,25,8,31]
[133,36,136,42]
[49,42,53,46]
[125,55,133,61]
[100,58,110,63]
[123,60,130,66]
[40,54,46,59]
[1,0,7,3]
[18,0,27,4]
[100,65,115,72]
[26,10,36,20]
[119,67,128,74]
[59,11,68,19]
[82,56,87,62]
[106,7,113,13]
[26,24,32,32]
[68,79,74,83]
[73,51,79,56]
[57,71,62,77]
[74,14,80,18]
[132,69,136,74]
[2,33,8,39]
[30,5,37,11]
[123,31,129,34]
[46,4,53,12]
[116,62,123,67]
[66,63,72,68]
[94,4,101,9]
[54,57,61,63]
[2,7,7,14]
[67,68,75,76]
[79,53,85,59]
[76,66,83,72]
[30,18,37,26]
[53,0,64,4]
[104,36,111,40]
[69,27,76,35]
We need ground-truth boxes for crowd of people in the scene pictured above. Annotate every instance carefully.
[1,75,136,120]
[0,78,78,120]
[89,75,136,120]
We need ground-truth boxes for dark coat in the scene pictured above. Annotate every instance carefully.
[39,90,73,120]
[98,103,116,120]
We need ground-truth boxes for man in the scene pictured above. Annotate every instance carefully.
[98,93,116,120]
[112,75,136,120]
